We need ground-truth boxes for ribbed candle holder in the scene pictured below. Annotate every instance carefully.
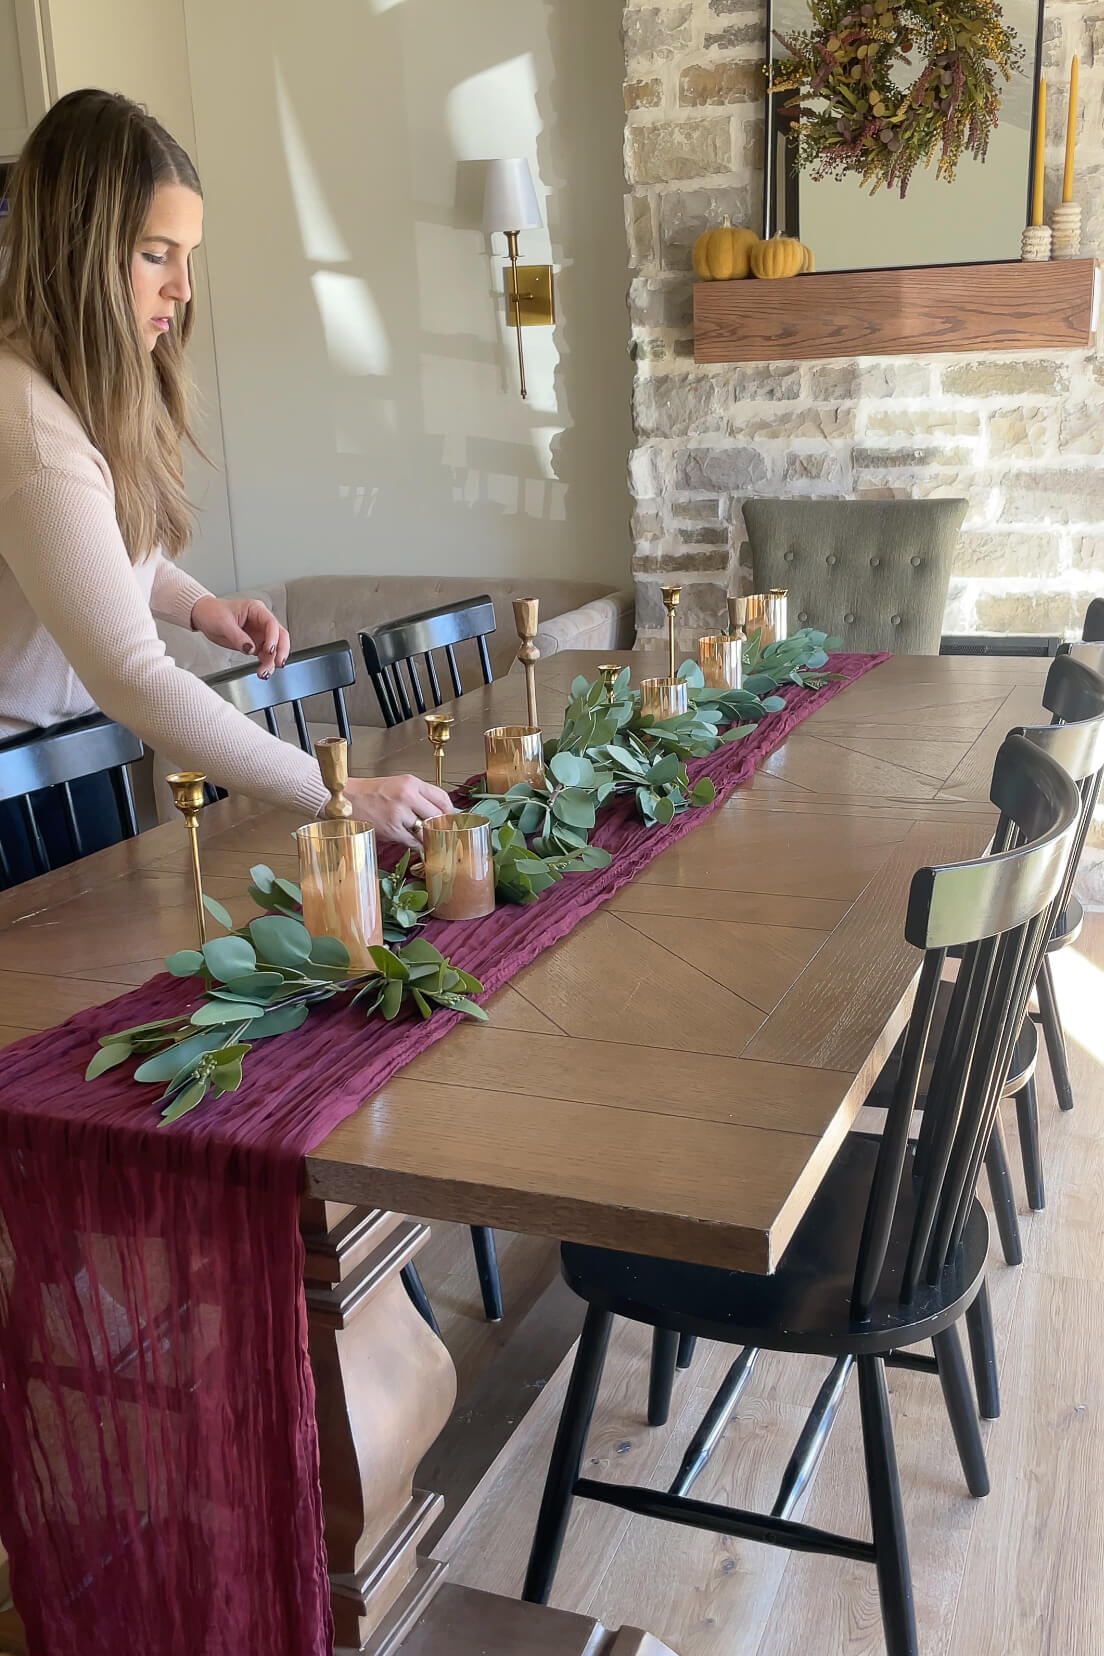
[1021,224,1052,262]
[1051,201,1081,259]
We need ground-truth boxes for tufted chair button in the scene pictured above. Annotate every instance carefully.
[910,556,921,567]
[797,611,808,623]
[844,612,855,624]
[826,554,837,566]
[891,614,902,626]
[784,550,794,562]
[870,556,880,567]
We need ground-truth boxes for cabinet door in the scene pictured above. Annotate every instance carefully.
[0,0,49,159]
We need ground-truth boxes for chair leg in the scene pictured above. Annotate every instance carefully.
[771,1354,853,1519]
[857,1355,918,1656]
[648,1327,680,1426]
[676,1332,698,1371]
[932,1324,990,1498]
[1038,956,1075,1113]
[523,1305,614,1605]
[984,1113,1024,1267]
[965,1281,1000,1421]
[1013,1076,1045,1211]
[400,1263,441,1338]
[470,1226,503,1321]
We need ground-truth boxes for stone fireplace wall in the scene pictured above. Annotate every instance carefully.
[623,0,1104,652]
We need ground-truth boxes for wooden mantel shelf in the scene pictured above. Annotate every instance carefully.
[693,257,1100,364]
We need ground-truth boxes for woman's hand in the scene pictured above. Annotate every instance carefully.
[190,595,291,679]
[345,775,454,850]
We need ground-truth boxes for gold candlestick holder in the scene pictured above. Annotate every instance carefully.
[315,737,355,820]
[166,772,208,950]
[661,585,681,680]
[598,662,625,702]
[512,597,541,730]
[424,713,454,789]
[726,596,748,640]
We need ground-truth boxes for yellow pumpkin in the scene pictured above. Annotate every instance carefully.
[691,221,760,281]
[800,244,815,274]
[749,235,809,280]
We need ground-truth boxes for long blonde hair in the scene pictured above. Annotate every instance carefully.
[0,89,202,560]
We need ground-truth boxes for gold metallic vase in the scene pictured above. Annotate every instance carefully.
[295,820,383,971]
[422,812,496,921]
[698,634,743,692]
[484,725,546,793]
[640,677,689,721]
[744,590,788,648]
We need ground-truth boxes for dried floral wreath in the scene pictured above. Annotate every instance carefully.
[770,0,1024,197]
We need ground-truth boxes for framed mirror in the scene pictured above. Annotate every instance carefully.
[763,0,1046,271]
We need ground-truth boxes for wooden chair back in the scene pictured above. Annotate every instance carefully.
[0,715,144,885]
[359,597,496,727]
[852,735,1079,1317]
[203,641,355,755]
[1016,652,1104,921]
[1083,597,1104,643]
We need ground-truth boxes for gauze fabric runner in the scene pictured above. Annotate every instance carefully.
[0,655,887,1656]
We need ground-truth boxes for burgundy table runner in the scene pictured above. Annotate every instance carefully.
[0,655,887,1656]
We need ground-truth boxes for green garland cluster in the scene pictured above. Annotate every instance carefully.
[88,628,836,1120]
[772,0,1023,197]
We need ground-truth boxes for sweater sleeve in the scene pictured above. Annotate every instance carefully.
[0,465,329,816]
[148,550,212,630]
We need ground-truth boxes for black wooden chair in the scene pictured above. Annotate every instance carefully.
[1001,654,1104,1187]
[0,715,144,889]
[359,597,503,1324]
[359,597,497,728]
[204,640,355,755]
[522,735,1079,1656]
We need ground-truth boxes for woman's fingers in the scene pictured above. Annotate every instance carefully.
[416,782,454,819]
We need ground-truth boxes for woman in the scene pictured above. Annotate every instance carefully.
[0,88,449,869]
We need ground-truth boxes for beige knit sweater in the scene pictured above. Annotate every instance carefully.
[0,346,328,815]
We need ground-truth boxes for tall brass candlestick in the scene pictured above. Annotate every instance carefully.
[424,713,454,789]
[315,737,355,820]
[166,772,208,950]
[661,585,681,680]
[512,597,541,729]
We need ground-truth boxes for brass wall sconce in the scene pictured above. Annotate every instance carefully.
[483,158,555,401]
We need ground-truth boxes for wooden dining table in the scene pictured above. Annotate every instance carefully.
[0,649,1050,1656]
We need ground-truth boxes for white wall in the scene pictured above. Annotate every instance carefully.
[40,0,237,594]
[182,0,634,590]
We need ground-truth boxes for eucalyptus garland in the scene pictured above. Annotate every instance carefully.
[771,0,1024,197]
[88,628,836,1120]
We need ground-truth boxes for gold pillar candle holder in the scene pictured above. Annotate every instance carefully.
[744,590,789,647]
[295,820,383,972]
[484,725,546,793]
[316,737,355,820]
[640,677,689,721]
[512,597,541,730]
[661,585,681,680]
[422,812,496,921]
[698,634,744,692]
[424,713,454,789]
[166,772,208,950]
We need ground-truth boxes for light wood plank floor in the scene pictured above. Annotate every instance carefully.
[429,913,1104,1656]
[3,920,1100,1656]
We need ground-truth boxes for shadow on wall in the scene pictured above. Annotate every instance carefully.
[188,0,633,589]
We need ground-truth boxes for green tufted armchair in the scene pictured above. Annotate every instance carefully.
[742,498,967,655]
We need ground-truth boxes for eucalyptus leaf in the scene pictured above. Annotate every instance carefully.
[551,789,596,829]
[676,660,705,689]
[135,1029,230,1083]
[190,1000,268,1028]
[381,980,404,1020]
[201,935,257,983]
[400,939,446,965]
[248,914,312,966]
[202,893,234,931]
[309,935,351,968]
[166,949,205,978]
[85,1041,133,1080]
[160,1078,211,1124]
[249,864,276,893]
[241,1002,310,1040]
[653,796,676,825]
[548,751,585,787]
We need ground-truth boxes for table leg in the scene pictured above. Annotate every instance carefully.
[301,1200,456,1654]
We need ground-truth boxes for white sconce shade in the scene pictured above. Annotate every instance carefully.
[483,158,542,233]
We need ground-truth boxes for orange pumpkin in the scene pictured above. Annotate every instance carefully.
[691,221,760,281]
[749,235,810,279]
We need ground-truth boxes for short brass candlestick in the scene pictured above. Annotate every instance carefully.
[166,772,208,950]
[661,585,681,680]
[598,662,624,702]
[513,597,541,729]
[424,713,454,789]
[315,737,355,821]
[727,596,748,640]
